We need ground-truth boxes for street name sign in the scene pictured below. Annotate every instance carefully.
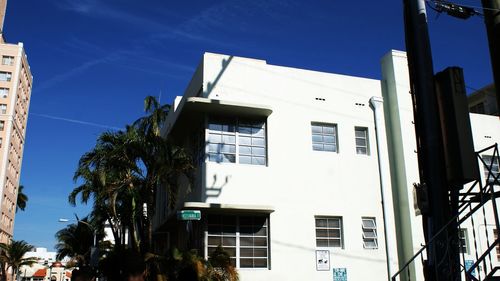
[177,210,201,221]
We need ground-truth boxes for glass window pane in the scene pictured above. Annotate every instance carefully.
[357,147,367,155]
[207,236,222,246]
[355,129,366,138]
[324,144,336,152]
[328,239,342,247]
[222,135,236,144]
[356,138,367,146]
[311,125,322,134]
[253,258,267,268]
[208,123,222,131]
[323,126,335,134]
[316,219,327,227]
[240,258,253,268]
[239,146,251,155]
[362,219,376,228]
[252,157,266,165]
[238,126,253,135]
[252,137,265,146]
[223,237,236,246]
[208,134,222,143]
[240,237,253,247]
[327,219,340,228]
[239,136,251,145]
[316,239,329,247]
[316,229,328,238]
[313,143,324,151]
[253,237,267,246]
[239,156,251,164]
[254,248,267,257]
[223,247,236,257]
[312,134,323,142]
[252,127,265,137]
[328,229,340,238]
[223,154,235,163]
[240,248,253,257]
[253,147,266,156]
[324,136,336,144]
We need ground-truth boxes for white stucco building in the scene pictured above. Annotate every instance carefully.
[153,50,500,281]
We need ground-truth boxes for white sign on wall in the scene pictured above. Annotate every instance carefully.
[316,250,330,271]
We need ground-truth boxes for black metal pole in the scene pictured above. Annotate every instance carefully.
[403,0,457,280]
[481,0,500,115]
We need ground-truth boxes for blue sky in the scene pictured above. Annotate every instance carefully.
[8,0,493,250]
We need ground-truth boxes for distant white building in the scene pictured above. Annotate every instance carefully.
[152,51,500,281]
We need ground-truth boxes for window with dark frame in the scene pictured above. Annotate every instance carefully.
[315,216,343,248]
[483,155,499,185]
[311,122,338,152]
[362,217,378,249]
[494,229,500,261]
[207,118,266,165]
[458,228,468,254]
[207,214,269,269]
[355,127,369,155]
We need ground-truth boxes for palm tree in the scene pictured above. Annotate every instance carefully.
[133,96,194,253]
[16,185,27,212]
[54,218,94,266]
[0,240,36,281]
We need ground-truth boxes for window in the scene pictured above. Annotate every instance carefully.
[315,216,343,248]
[0,104,6,114]
[0,72,11,82]
[355,127,369,155]
[483,155,499,185]
[362,217,378,249]
[207,214,269,268]
[311,122,337,152]
[1,56,14,66]
[0,88,8,98]
[0,121,4,131]
[494,229,500,261]
[0,138,2,148]
[207,118,266,165]
[458,229,469,254]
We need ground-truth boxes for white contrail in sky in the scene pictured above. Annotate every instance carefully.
[30,112,122,130]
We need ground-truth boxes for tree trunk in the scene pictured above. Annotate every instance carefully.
[0,263,7,281]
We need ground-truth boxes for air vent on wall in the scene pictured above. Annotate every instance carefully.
[315,97,326,101]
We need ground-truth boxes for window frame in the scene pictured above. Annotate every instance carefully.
[355,126,369,155]
[482,155,499,185]
[311,122,338,153]
[362,217,378,249]
[206,214,270,269]
[315,216,344,249]
[206,117,267,166]
[458,228,469,254]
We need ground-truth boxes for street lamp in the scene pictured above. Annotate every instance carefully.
[58,218,98,268]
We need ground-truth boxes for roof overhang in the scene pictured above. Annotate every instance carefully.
[168,97,273,140]
[183,201,275,214]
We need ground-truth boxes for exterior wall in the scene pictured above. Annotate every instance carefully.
[0,42,32,243]
[158,53,397,281]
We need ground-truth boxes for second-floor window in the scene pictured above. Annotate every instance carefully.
[483,155,499,184]
[207,118,266,165]
[0,104,6,114]
[362,217,378,249]
[0,121,4,131]
[355,127,369,155]
[0,72,11,82]
[311,122,338,152]
[315,216,343,248]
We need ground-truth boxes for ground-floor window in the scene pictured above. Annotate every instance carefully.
[206,214,269,268]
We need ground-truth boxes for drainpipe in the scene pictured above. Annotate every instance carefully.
[370,96,399,279]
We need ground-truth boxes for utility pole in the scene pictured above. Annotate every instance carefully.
[481,0,500,114]
[403,0,459,280]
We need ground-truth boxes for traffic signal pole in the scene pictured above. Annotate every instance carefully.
[481,0,500,114]
[403,0,459,280]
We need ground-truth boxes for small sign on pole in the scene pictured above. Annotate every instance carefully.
[316,250,330,271]
[177,210,201,221]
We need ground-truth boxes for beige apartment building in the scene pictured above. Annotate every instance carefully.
[0,0,32,243]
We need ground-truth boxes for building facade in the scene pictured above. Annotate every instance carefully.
[468,84,498,116]
[153,51,500,280]
[0,0,33,243]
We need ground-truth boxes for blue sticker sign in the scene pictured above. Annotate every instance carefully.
[333,268,347,281]
[464,260,476,277]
